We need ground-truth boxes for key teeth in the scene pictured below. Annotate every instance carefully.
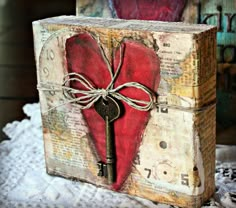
[97,161,107,177]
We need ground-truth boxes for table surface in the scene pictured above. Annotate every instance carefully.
[1,103,236,208]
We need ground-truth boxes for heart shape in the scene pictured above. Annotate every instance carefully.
[113,0,187,21]
[66,33,160,190]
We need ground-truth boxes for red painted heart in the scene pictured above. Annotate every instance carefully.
[65,33,160,190]
[113,0,187,21]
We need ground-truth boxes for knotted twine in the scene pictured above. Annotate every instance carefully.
[38,39,155,113]
[37,36,216,113]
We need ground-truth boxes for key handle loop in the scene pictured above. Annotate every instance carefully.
[94,96,121,123]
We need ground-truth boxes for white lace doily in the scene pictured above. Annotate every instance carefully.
[1,103,235,208]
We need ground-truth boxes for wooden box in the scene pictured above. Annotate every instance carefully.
[33,16,217,208]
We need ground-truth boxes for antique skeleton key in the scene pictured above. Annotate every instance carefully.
[94,96,121,184]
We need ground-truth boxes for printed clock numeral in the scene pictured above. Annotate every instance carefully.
[47,49,55,60]
[144,168,151,178]
[49,86,56,96]
[57,34,74,49]
[43,67,49,77]
[181,174,189,186]
[57,36,64,49]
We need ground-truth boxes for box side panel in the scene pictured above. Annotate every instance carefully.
[194,106,216,202]
[197,27,217,107]
[154,27,216,108]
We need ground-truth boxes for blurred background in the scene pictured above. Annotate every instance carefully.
[0,0,75,140]
[0,0,236,144]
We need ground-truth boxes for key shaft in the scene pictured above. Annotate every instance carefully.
[94,96,121,185]
[106,116,115,184]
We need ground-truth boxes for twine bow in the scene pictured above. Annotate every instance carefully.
[38,37,155,112]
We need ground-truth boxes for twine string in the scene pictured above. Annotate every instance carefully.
[38,36,155,112]
[37,35,216,114]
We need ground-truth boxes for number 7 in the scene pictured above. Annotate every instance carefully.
[144,168,151,178]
